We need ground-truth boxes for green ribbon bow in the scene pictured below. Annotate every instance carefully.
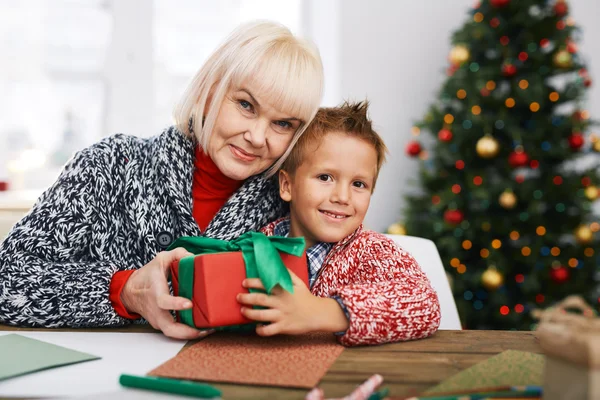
[167,231,306,328]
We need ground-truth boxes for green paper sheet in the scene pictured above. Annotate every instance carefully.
[425,350,545,394]
[0,334,100,381]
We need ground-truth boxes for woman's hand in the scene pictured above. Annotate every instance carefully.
[237,270,349,336]
[121,247,213,340]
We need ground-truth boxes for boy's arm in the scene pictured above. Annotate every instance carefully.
[330,236,441,347]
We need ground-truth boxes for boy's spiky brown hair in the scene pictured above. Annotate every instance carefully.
[281,100,388,188]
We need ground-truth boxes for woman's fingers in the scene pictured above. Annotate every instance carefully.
[152,309,212,340]
[166,247,194,260]
[156,293,193,311]
[162,321,208,340]
[157,248,194,275]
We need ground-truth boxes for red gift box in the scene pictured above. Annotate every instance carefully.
[170,251,308,328]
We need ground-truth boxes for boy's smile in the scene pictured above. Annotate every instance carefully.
[279,131,378,248]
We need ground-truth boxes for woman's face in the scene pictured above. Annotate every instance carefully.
[207,82,303,181]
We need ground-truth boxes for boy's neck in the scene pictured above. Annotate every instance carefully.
[287,218,317,249]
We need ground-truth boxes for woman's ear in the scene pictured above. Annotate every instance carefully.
[279,170,293,202]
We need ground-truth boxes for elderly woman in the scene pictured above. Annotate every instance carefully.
[0,21,324,340]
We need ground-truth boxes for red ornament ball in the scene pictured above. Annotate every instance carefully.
[447,64,459,76]
[444,209,464,225]
[568,133,585,150]
[582,176,592,187]
[550,266,570,284]
[567,41,578,54]
[508,150,529,168]
[518,51,528,62]
[554,1,568,17]
[438,129,453,142]
[406,141,422,157]
[502,63,517,77]
[490,0,510,7]
[584,77,592,87]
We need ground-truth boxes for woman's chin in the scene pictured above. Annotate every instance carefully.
[220,163,261,181]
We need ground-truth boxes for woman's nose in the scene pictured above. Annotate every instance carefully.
[245,119,269,148]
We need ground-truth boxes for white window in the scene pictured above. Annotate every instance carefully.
[0,0,302,193]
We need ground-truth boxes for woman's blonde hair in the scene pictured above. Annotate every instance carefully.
[174,20,324,177]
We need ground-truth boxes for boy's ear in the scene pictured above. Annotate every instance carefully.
[279,170,293,202]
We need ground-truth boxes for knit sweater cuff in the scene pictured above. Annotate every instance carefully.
[331,295,350,336]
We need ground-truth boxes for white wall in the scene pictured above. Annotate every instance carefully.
[308,0,600,232]
[103,0,154,138]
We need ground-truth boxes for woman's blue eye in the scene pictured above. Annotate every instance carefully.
[239,100,252,110]
[275,120,292,129]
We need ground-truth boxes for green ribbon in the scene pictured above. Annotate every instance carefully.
[167,232,306,328]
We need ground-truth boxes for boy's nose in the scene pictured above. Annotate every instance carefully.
[331,184,350,204]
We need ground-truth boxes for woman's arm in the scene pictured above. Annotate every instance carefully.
[331,238,441,346]
[0,147,130,328]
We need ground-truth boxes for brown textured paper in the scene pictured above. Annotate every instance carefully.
[425,350,544,394]
[148,332,344,389]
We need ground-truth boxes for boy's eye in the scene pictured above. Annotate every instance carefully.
[353,181,367,189]
[317,174,332,182]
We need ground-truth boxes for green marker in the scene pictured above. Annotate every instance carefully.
[119,374,222,398]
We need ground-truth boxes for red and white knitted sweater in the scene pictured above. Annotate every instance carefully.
[261,219,441,347]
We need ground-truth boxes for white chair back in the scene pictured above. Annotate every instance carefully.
[385,234,462,330]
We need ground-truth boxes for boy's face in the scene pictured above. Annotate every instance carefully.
[279,131,378,248]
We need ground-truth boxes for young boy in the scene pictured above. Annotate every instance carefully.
[237,101,440,346]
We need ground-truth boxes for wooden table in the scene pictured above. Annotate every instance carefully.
[1,325,541,399]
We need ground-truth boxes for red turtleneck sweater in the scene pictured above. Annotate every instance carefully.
[109,147,243,319]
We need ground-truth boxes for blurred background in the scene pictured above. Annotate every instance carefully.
[0,0,598,231]
[0,0,599,330]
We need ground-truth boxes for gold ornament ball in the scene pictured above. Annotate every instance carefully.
[499,190,517,209]
[575,225,594,244]
[482,267,504,290]
[387,223,407,236]
[593,141,600,152]
[449,45,470,65]
[476,136,500,159]
[584,186,599,201]
[554,49,573,68]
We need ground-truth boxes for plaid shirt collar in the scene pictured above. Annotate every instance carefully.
[273,217,333,288]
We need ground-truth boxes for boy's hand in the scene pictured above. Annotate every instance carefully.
[237,270,349,336]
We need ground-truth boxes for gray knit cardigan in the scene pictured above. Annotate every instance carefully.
[0,126,286,328]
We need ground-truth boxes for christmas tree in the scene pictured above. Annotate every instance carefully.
[397,0,600,330]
